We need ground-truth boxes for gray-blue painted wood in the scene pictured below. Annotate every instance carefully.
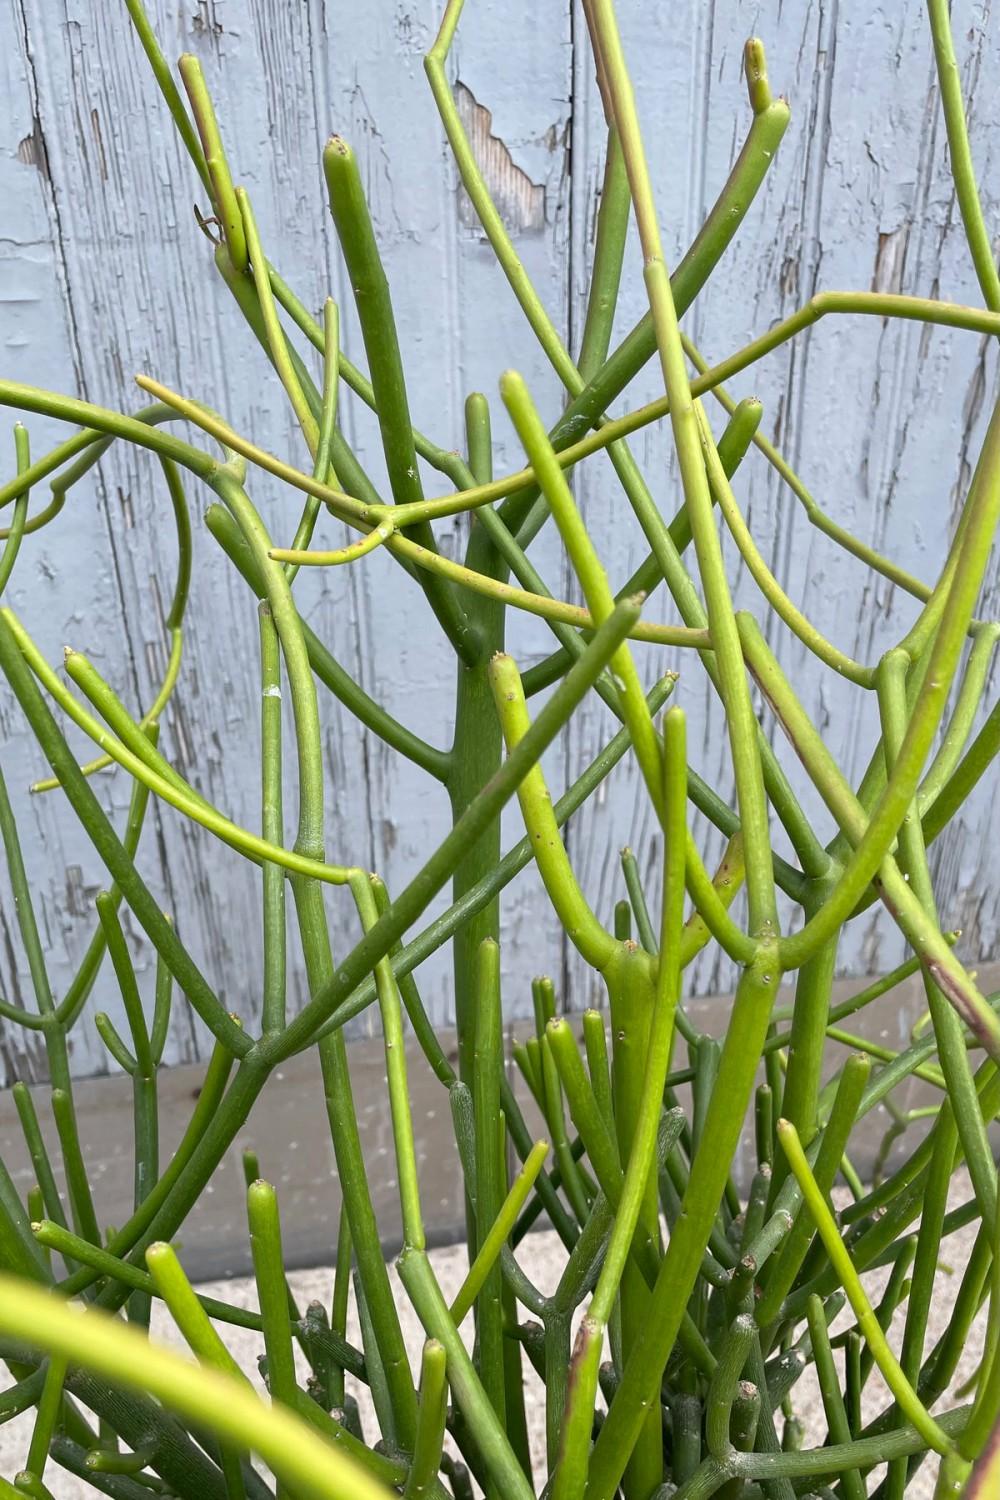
[1,0,998,1081]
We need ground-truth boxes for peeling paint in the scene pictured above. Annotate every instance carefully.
[16,117,49,178]
[871,226,910,295]
[454,82,546,235]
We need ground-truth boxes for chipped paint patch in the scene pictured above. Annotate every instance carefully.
[16,117,49,178]
[871,226,910,295]
[454,82,545,235]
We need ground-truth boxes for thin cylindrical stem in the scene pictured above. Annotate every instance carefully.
[0,1274,390,1500]
[259,605,286,1035]
[776,1120,951,1456]
[404,1342,448,1500]
[472,939,507,1470]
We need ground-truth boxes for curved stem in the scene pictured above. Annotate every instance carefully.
[0,380,217,487]
[272,521,393,568]
[683,332,938,604]
[8,615,353,889]
[132,375,361,522]
[35,451,190,793]
[0,1276,389,1500]
[272,519,708,651]
[206,500,451,781]
[683,830,756,965]
[0,611,249,1058]
[704,419,874,687]
[359,293,1000,528]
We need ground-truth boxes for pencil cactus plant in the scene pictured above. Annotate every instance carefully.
[1,0,1000,1496]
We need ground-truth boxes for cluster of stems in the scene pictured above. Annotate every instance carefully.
[1,0,1000,1496]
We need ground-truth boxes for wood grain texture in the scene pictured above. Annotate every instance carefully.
[1,0,998,1080]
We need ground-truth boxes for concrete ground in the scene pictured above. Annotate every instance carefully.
[0,1171,986,1498]
[4,963,985,1285]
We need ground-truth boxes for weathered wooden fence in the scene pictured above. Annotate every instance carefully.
[2,0,999,1079]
